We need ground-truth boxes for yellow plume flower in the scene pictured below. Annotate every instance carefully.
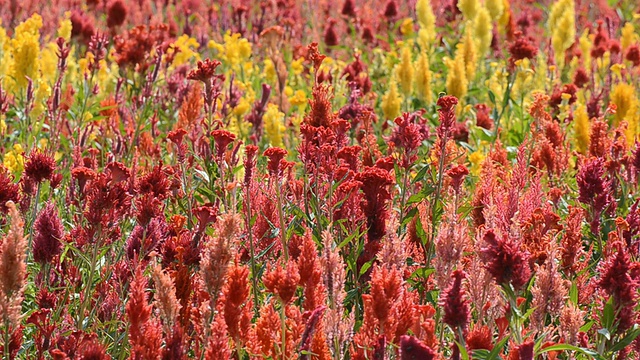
[457,0,479,20]
[4,144,24,176]
[578,29,592,72]
[498,0,511,34]
[610,83,637,125]
[549,0,575,68]
[416,0,436,45]
[445,54,468,100]
[621,22,637,51]
[624,101,639,146]
[396,45,414,96]
[485,0,504,21]
[381,79,402,120]
[415,52,433,105]
[264,103,286,147]
[400,18,414,36]
[6,14,43,92]
[169,35,200,68]
[474,7,493,56]
[58,12,73,42]
[460,26,477,81]
[574,104,590,153]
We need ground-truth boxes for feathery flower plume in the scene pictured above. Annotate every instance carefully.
[399,335,437,360]
[0,202,27,334]
[24,151,56,184]
[598,241,638,331]
[479,229,531,290]
[151,263,181,333]
[263,260,300,304]
[32,202,64,265]
[441,270,469,330]
[200,213,241,301]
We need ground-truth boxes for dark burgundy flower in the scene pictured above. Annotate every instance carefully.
[399,335,437,360]
[106,0,127,28]
[441,270,469,330]
[598,242,637,331]
[243,145,259,186]
[479,229,531,290]
[573,68,589,88]
[33,203,64,264]
[383,0,398,19]
[341,0,356,17]
[475,104,493,130]
[626,45,640,67]
[324,19,338,47]
[24,152,56,184]
[510,341,534,360]
[509,32,537,63]
[0,168,20,213]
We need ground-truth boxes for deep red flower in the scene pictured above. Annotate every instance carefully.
[466,325,493,351]
[399,335,437,360]
[33,203,64,264]
[475,103,493,130]
[437,95,458,137]
[244,145,259,186]
[263,147,288,178]
[211,129,236,160]
[508,32,537,63]
[106,0,127,28]
[24,152,56,184]
[187,58,222,83]
[598,242,638,331]
[441,270,469,330]
[573,68,589,88]
[627,45,640,67]
[447,164,469,192]
[341,0,356,17]
[383,0,398,19]
[356,166,394,242]
[0,168,19,213]
[480,229,531,290]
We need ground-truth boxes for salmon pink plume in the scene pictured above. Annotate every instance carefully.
[479,229,531,290]
[200,213,241,302]
[441,270,469,331]
[399,335,437,360]
[151,263,181,333]
[204,315,231,359]
[32,202,64,265]
[0,202,27,340]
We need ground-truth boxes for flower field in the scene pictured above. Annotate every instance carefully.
[1,0,640,358]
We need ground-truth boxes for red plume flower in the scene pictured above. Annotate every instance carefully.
[441,270,469,330]
[32,203,64,265]
[24,152,56,184]
[480,229,531,290]
[399,335,437,360]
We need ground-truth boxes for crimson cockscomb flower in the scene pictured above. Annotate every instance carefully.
[508,32,537,63]
[243,145,258,187]
[466,325,493,351]
[264,147,287,179]
[223,263,252,343]
[341,0,356,18]
[576,157,613,233]
[441,270,469,330]
[480,229,531,290]
[0,168,20,213]
[626,45,640,67]
[399,335,437,360]
[24,152,56,184]
[211,129,236,160]
[475,103,493,130]
[106,0,127,28]
[356,166,394,242]
[598,242,638,331]
[383,0,398,19]
[508,341,534,360]
[324,19,338,47]
[187,58,221,83]
[447,164,469,193]
[32,203,64,265]
[436,95,458,138]
[389,111,424,169]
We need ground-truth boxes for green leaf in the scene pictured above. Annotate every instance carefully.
[455,340,469,360]
[569,282,578,305]
[597,328,611,341]
[609,325,640,353]
[359,261,373,276]
[537,344,605,360]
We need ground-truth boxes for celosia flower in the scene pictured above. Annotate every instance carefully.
[399,335,437,360]
[479,229,531,290]
[32,203,64,265]
[24,151,56,184]
[211,129,236,160]
[106,0,127,28]
[598,242,637,331]
[0,202,27,332]
[264,147,288,179]
[441,270,469,330]
[263,260,300,304]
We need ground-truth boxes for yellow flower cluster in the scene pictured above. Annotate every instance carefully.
[549,0,575,68]
[208,32,252,68]
[264,103,286,147]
